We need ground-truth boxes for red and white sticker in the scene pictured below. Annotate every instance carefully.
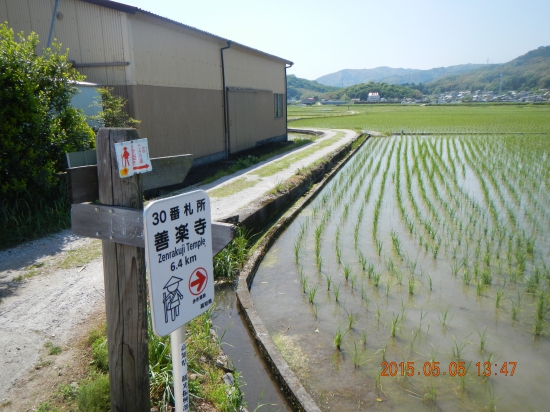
[114,138,152,178]
[188,267,208,296]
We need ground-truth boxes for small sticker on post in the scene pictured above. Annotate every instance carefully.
[114,138,152,178]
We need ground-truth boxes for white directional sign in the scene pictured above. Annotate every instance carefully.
[114,138,152,178]
[143,190,214,336]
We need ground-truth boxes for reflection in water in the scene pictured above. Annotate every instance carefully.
[251,135,550,411]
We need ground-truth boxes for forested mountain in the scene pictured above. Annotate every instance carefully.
[287,74,340,99]
[315,64,484,87]
[424,46,550,93]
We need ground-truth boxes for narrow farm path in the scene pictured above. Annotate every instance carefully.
[0,128,359,409]
[195,128,359,220]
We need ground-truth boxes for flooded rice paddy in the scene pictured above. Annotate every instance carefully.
[251,135,550,411]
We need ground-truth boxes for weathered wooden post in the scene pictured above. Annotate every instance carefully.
[69,128,235,411]
[96,128,149,411]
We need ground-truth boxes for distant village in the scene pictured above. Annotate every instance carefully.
[292,89,550,106]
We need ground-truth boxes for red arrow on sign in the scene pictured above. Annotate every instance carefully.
[189,268,207,295]
[133,164,150,170]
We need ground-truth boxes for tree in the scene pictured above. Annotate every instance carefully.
[0,23,94,199]
[91,87,140,128]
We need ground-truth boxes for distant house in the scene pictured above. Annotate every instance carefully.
[300,98,317,105]
[367,92,380,102]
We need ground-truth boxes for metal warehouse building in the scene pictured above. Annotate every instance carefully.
[1,0,293,166]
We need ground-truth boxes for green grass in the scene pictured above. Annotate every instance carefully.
[288,104,550,134]
[0,184,72,250]
[213,228,249,280]
[44,341,62,356]
[208,177,257,198]
[253,132,345,177]
[58,241,103,269]
[202,138,314,185]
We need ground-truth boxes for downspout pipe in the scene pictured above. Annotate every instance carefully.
[47,0,60,48]
[220,41,232,159]
[285,63,293,141]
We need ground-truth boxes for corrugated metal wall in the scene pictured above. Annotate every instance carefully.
[225,46,286,93]
[130,12,222,90]
[0,0,127,87]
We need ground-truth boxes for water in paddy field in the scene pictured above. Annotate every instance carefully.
[251,135,550,411]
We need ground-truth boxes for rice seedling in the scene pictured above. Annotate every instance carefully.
[395,266,405,284]
[511,299,519,320]
[407,275,416,295]
[350,274,358,289]
[376,239,383,256]
[450,260,462,277]
[525,275,537,294]
[366,263,375,279]
[495,287,505,308]
[358,251,367,271]
[481,269,493,285]
[390,313,400,338]
[400,299,408,322]
[391,230,402,258]
[372,272,381,287]
[324,274,332,291]
[335,244,342,265]
[339,264,350,282]
[334,327,346,350]
[475,327,488,353]
[293,239,301,264]
[423,384,437,403]
[488,386,497,412]
[385,281,391,298]
[439,306,453,328]
[351,341,365,368]
[428,274,433,291]
[375,304,381,323]
[308,285,318,304]
[300,270,308,293]
[462,268,472,285]
[333,283,341,302]
[347,311,358,330]
[451,335,468,361]
[315,254,323,272]
[476,281,484,297]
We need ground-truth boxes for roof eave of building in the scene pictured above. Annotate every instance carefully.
[79,0,293,65]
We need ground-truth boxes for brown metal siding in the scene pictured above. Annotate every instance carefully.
[128,85,225,159]
[228,90,286,154]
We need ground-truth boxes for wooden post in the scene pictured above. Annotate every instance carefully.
[96,128,149,412]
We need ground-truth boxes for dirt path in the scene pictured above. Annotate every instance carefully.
[0,128,359,409]
[0,233,103,408]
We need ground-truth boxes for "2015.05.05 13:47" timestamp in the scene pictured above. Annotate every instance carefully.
[381,361,517,377]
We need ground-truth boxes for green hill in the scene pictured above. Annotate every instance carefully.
[316,64,484,87]
[425,46,550,93]
[287,74,340,99]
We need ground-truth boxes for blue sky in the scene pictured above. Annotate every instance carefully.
[124,0,549,81]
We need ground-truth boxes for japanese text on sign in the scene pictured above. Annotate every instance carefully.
[144,190,214,336]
